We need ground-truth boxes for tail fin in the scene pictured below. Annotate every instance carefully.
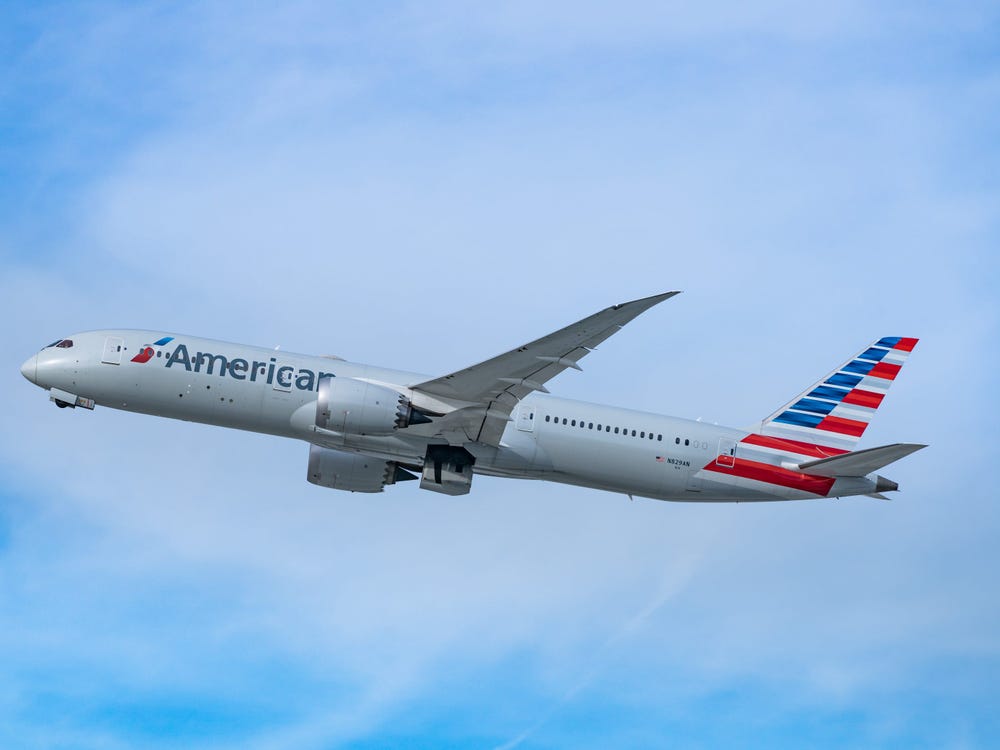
[758,337,918,452]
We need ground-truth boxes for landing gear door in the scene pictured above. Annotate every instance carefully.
[515,404,535,432]
[101,336,125,365]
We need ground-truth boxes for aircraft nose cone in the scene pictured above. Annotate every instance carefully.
[20,354,37,384]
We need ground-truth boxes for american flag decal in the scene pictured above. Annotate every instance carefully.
[655,456,665,462]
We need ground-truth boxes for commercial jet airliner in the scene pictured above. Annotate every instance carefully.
[20,292,924,501]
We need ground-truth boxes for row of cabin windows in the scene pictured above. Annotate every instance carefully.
[543,414,696,446]
[545,414,663,441]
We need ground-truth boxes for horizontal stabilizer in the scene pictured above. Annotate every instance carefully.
[798,442,926,477]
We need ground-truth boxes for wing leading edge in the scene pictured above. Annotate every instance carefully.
[412,291,680,445]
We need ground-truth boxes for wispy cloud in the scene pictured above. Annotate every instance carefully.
[1,1,999,747]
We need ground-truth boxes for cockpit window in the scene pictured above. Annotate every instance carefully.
[55,339,74,348]
[46,340,63,348]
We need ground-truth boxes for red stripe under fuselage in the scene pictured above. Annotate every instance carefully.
[702,456,836,496]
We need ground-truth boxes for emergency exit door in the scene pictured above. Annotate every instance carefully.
[515,404,535,432]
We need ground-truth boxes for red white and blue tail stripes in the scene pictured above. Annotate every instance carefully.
[759,337,918,452]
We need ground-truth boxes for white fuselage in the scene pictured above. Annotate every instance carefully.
[20,330,882,502]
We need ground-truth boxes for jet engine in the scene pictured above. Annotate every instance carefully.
[307,445,417,493]
[316,376,432,436]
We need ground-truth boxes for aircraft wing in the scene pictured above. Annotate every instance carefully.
[412,291,680,445]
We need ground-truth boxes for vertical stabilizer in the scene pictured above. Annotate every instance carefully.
[758,337,918,452]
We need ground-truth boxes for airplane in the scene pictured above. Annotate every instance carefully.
[19,292,925,502]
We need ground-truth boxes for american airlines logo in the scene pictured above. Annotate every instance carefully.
[140,342,333,392]
[131,337,174,363]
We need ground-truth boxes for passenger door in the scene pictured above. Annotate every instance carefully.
[717,438,737,468]
[101,336,125,365]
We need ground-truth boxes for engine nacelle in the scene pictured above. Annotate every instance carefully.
[316,376,428,436]
[307,445,416,493]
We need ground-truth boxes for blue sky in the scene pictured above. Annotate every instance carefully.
[1,1,999,748]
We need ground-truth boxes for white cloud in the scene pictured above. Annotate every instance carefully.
[2,1,999,747]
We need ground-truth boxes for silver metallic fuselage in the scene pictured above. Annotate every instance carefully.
[20,330,880,502]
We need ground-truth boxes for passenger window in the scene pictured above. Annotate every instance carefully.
[649,433,654,440]
[631,430,636,437]
[545,415,550,422]
[675,437,680,444]
[640,431,645,438]
[657,434,662,441]
[562,418,567,425]
[614,427,619,434]
[588,422,593,429]
[684,439,690,446]
[571,419,576,426]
